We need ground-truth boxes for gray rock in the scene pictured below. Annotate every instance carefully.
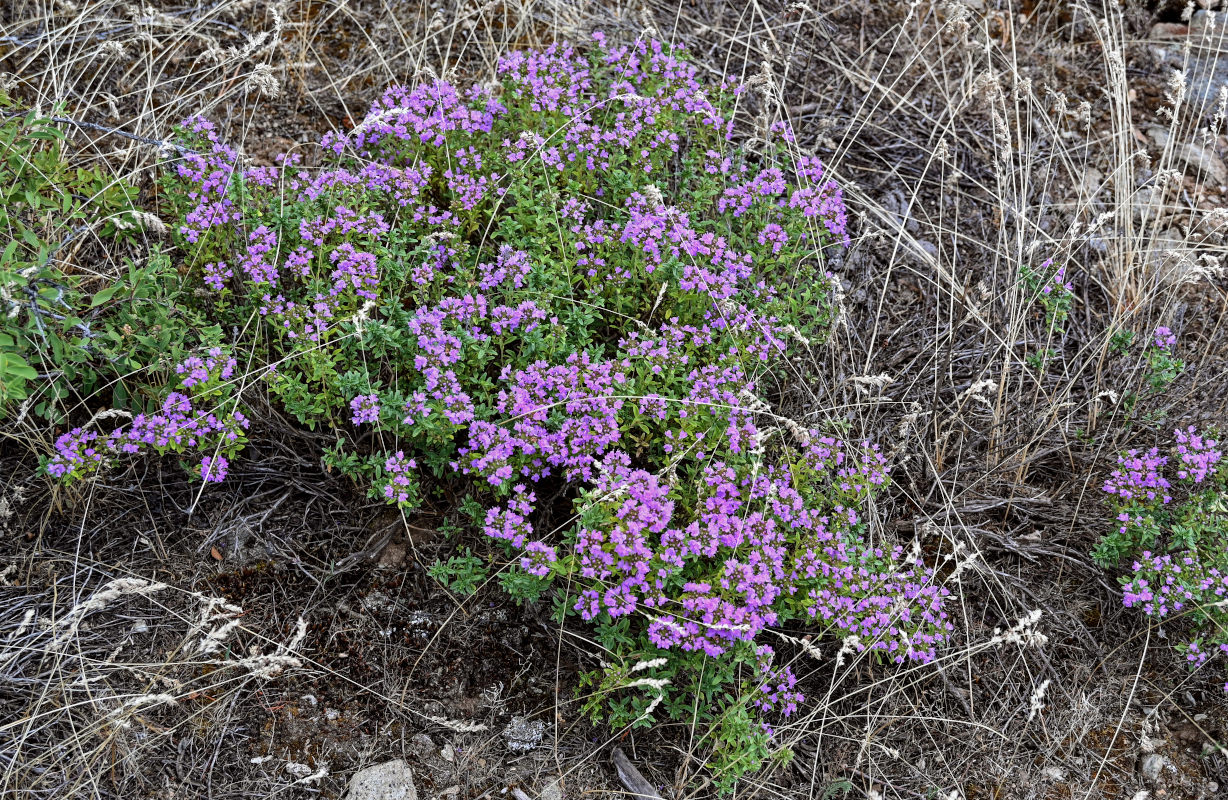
[1140,753,1169,784]
[1147,125,1228,185]
[346,760,417,800]
[1154,13,1228,111]
[503,715,546,752]
[540,778,563,800]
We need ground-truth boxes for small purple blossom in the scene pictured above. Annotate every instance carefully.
[1153,326,1177,350]
[201,455,228,482]
[350,394,381,425]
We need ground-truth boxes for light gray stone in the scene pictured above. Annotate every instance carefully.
[346,760,417,800]
[1140,753,1169,784]
[503,716,546,752]
[1147,125,1228,185]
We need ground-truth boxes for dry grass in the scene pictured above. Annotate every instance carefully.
[3,0,1228,798]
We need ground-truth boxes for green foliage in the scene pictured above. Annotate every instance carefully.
[0,96,197,421]
[497,569,550,605]
[1144,346,1183,393]
[1108,328,1134,356]
[1094,427,1228,683]
[1019,257,1073,332]
[427,548,487,595]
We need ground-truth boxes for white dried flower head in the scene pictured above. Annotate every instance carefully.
[118,692,178,712]
[13,609,34,638]
[624,676,670,692]
[959,378,996,411]
[835,634,862,668]
[1212,86,1228,139]
[641,183,665,209]
[783,417,811,447]
[226,651,301,680]
[933,136,951,163]
[198,617,242,654]
[736,387,771,414]
[1094,389,1119,405]
[1154,168,1184,189]
[946,541,982,581]
[1159,69,1187,119]
[135,211,168,236]
[425,714,488,732]
[631,657,668,672]
[942,1,971,45]
[990,609,1048,648]
[1027,678,1051,721]
[246,63,280,99]
[1047,87,1069,120]
[58,578,169,625]
[97,40,128,61]
[1180,254,1224,285]
[849,373,893,396]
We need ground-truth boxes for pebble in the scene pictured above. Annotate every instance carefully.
[345,759,417,800]
[503,716,547,752]
[1140,753,1169,784]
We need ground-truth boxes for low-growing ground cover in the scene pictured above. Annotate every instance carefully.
[38,36,954,785]
[3,1,1228,798]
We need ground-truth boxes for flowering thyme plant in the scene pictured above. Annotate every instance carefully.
[1094,426,1228,689]
[45,36,951,785]
[1021,256,1074,330]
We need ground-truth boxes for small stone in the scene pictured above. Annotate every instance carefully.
[345,760,417,800]
[440,744,454,763]
[285,762,314,779]
[503,716,546,752]
[1140,753,1169,784]
[1150,23,1190,40]
[1147,125,1228,185]
[540,778,563,800]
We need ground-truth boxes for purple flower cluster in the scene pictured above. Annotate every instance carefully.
[382,451,418,504]
[1122,550,1228,618]
[1103,447,1172,504]
[201,455,229,482]
[49,351,249,481]
[1175,426,1221,484]
[175,348,237,389]
[753,649,803,721]
[1039,259,1073,295]
[1153,326,1177,350]
[350,394,381,425]
[109,33,935,744]
[1101,426,1228,691]
[48,391,249,481]
[500,442,950,667]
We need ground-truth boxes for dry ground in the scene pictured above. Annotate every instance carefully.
[3,0,1228,798]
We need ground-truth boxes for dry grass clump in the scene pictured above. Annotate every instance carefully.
[3,0,1228,798]
[0,565,315,798]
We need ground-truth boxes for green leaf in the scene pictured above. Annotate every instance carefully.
[90,283,125,307]
[0,352,37,381]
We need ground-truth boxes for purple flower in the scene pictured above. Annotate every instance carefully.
[350,394,381,425]
[201,455,229,482]
[1154,326,1177,350]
